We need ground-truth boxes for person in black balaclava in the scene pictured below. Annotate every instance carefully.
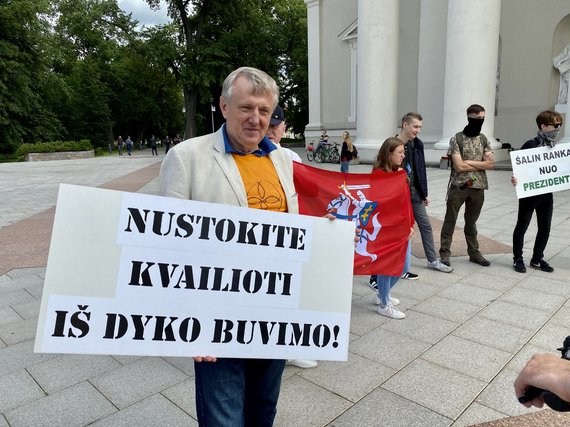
[439,104,495,267]
[511,110,563,274]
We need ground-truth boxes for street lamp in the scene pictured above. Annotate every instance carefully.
[210,97,216,133]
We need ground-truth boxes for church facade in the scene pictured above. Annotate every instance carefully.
[304,0,570,161]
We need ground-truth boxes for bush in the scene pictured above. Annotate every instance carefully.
[16,140,93,157]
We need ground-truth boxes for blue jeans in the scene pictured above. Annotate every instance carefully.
[340,161,350,173]
[376,240,411,306]
[194,358,285,426]
[411,192,437,263]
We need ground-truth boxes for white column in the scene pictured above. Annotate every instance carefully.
[348,41,357,123]
[555,103,570,144]
[435,0,502,150]
[305,0,321,129]
[356,0,399,158]
[417,0,448,143]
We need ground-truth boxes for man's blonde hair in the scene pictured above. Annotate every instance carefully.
[221,67,279,108]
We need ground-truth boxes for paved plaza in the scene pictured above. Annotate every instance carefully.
[1,148,570,426]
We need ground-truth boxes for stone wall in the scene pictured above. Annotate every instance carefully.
[25,150,95,162]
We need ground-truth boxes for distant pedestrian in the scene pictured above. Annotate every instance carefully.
[164,136,171,154]
[125,136,133,156]
[117,136,124,156]
[340,131,355,173]
[150,135,158,156]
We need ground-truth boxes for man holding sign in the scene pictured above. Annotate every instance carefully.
[511,110,563,273]
[159,67,297,426]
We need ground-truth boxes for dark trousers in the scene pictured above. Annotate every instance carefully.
[195,358,285,427]
[512,193,553,262]
[440,186,485,259]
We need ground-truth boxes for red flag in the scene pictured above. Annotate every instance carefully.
[293,162,413,276]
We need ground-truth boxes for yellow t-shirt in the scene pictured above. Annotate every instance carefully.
[232,154,288,212]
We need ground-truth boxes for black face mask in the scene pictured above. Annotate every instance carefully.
[463,117,484,137]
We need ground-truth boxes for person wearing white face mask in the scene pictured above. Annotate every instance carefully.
[511,110,563,274]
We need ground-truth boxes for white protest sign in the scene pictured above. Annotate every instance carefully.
[510,143,570,198]
[34,184,355,361]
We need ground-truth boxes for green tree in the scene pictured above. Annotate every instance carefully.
[50,0,136,147]
[145,0,308,138]
[0,0,62,153]
[272,1,308,136]
[113,27,184,141]
[49,0,183,147]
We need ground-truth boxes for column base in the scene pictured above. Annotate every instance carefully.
[354,138,385,163]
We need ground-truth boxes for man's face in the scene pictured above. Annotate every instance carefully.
[220,76,274,152]
[267,121,285,145]
[468,111,486,120]
[403,119,422,140]
[541,120,563,132]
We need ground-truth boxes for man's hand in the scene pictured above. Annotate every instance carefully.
[194,356,217,363]
[423,198,430,207]
[511,175,518,186]
[514,353,570,408]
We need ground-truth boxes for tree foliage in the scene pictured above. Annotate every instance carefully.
[0,0,308,155]
[147,0,308,137]
[0,0,60,153]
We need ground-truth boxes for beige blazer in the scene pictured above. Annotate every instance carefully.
[158,128,299,214]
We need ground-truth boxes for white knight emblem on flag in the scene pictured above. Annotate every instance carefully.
[327,184,382,262]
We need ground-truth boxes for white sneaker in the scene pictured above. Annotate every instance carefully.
[375,296,400,306]
[377,303,406,319]
[286,359,318,369]
[427,259,453,273]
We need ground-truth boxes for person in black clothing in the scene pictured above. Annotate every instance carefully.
[150,135,158,156]
[511,110,562,273]
[340,131,355,172]
[163,135,171,154]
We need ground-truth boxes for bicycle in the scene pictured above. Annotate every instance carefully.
[306,144,315,162]
[314,141,340,164]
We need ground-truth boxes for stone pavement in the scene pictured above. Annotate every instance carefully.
[1,149,570,426]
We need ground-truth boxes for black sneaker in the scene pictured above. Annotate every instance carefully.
[513,258,526,273]
[530,259,554,273]
[401,272,419,280]
[469,254,491,266]
[368,276,378,290]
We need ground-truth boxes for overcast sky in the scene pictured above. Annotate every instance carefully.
[118,0,171,27]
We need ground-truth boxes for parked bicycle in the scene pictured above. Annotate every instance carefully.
[314,141,340,164]
[306,143,315,162]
